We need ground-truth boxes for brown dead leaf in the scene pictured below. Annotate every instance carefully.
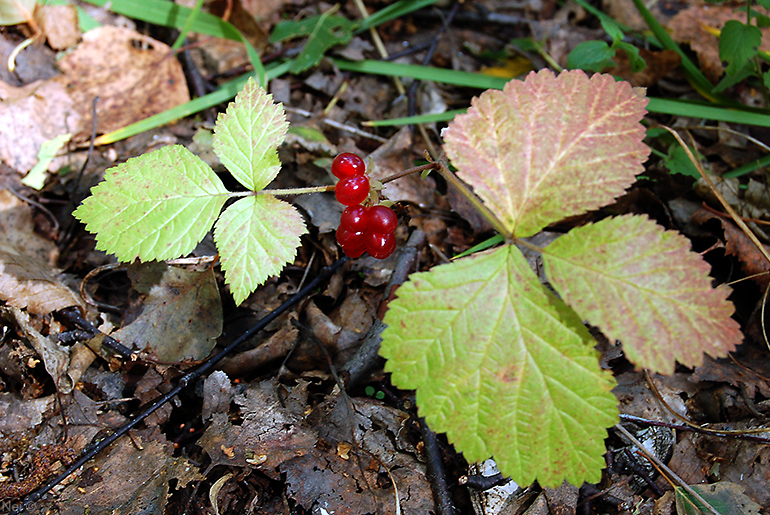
[605,48,681,87]
[670,5,770,83]
[112,263,222,362]
[368,127,435,208]
[35,4,81,50]
[0,80,81,174]
[54,26,189,140]
[690,206,770,289]
[46,427,203,515]
[0,189,58,265]
[0,245,83,315]
[0,392,55,433]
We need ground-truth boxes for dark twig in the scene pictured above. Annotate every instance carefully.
[10,258,346,514]
[407,2,461,119]
[419,417,457,515]
[619,413,770,444]
[55,307,133,358]
[458,471,509,490]
[340,230,426,390]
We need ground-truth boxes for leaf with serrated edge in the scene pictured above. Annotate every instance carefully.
[443,69,649,238]
[542,214,741,374]
[214,195,306,305]
[380,245,618,487]
[213,77,288,191]
[74,145,228,262]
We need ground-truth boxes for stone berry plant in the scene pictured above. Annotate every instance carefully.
[75,70,741,487]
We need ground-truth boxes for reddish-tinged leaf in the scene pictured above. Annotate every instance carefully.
[543,215,741,374]
[443,69,649,237]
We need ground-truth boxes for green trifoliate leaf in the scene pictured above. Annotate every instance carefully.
[380,245,618,487]
[443,69,649,238]
[74,145,228,262]
[213,77,288,191]
[214,195,307,305]
[542,215,742,374]
[719,20,761,77]
[567,41,616,72]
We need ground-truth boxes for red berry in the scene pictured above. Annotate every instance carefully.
[364,231,396,259]
[366,205,398,234]
[335,175,369,206]
[332,153,366,179]
[342,244,366,258]
[340,205,368,232]
[336,225,365,249]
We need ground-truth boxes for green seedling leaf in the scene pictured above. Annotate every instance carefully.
[213,77,288,191]
[613,41,646,73]
[74,145,228,262]
[566,40,616,72]
[380,245,618,487]
[214,195,307,305]
[542,214,741,374]
[675,482,761,515]
[270,11,355,73]
[664,144,703,177]
[443,69,649,238]
[23,133,72,190]
[719,20,761,77]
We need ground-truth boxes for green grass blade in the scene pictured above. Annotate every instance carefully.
[356,0,438,32]
[364,109,465,126]
[723,153,770,178]
[331,58,509,89]
[95,61,292,145]
[171,0,204,51]
[628,0,720,101]
[647,98,770,127]
[82,0,265,85]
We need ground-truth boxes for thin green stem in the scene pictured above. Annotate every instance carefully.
[171,0,205,51]
[258,185,334,196]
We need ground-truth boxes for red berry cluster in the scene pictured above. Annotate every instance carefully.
[333,153,398,259]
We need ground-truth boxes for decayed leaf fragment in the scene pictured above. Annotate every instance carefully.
[380,245,618,487]
[443,69,649,238]
[542,214,741,374]
[0,244,82,315]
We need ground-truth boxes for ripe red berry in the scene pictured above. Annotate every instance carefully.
[340,205,368,232]
[366,205,398,234]
[331,153,366,179]
[336,225,365,249]
[335,175,369,206]
[342,243,366,258]
[364,231,396,259]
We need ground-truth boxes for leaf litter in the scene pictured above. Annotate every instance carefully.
[0,0,769,514]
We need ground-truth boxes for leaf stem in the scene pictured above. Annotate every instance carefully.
[257,185,335,196]
[433,153,511,238]
[380,162,438,184]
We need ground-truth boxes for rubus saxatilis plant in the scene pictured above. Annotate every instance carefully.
[379,69,741,487]
[75,79,397,304]
[76,70,741,487]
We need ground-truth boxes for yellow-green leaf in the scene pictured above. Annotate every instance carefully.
[380,245,618,487]
[213,77,288,191]
[214,195,306,305]
[74,145,228,262]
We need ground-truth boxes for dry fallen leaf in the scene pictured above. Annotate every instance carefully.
[55,26,190,140]
[35,4,81,50]
[669,5,770,83]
